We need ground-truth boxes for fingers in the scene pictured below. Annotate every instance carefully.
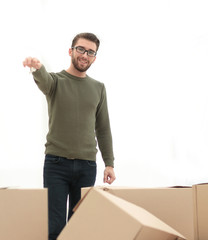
[103,167,116,185]
[105,176,114,184]
[104,170,108,183]
[23,57,42,69]
[104,175,115,184]
[23,57,33,67]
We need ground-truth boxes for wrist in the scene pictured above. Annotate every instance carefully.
[105,166,114,169]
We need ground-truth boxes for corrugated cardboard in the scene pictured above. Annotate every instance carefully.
[193,183,208,240]
[0,188,48,240]
[58,188,186,240]
[82,186,193,240]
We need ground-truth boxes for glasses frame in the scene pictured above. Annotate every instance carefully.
[72,46,97,57]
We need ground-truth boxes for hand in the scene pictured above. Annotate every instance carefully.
[103,166,116,184]
[23,57,42,70]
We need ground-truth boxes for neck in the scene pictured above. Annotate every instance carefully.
[66,65,86,78]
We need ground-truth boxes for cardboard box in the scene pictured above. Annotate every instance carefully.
[193,183,208,240]
[82,186,194,240]
[0,188,48,240]
[58,188,185,240]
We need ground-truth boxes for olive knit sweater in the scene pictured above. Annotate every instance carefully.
[33,65,114,167]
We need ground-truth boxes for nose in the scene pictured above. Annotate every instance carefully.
[83,51,88,57]
[81,52,88,59]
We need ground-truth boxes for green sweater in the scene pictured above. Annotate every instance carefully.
[33,65,114,167]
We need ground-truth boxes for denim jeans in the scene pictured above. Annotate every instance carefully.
[43,154,97,240]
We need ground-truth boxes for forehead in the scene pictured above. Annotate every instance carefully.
[75,38,97,51]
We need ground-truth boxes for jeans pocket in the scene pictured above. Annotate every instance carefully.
[45,154,61,164]
[86,160,97,167]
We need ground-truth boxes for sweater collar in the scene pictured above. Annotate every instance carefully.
[61,70,89,81]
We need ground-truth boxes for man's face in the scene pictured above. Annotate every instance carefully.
[70,38,97,73]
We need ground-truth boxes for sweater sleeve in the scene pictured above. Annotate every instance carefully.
[32,65,57,96]
[95,84,114,167]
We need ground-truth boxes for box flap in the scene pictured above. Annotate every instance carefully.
[193,184,208,240]
[96,189,185,238]
[73,187,93,212]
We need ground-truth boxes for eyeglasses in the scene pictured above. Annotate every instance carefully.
[72,46,97,57]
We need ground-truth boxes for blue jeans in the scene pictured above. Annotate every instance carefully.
[43,154,97,240]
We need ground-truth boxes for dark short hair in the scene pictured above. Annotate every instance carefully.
[71,33,100,51]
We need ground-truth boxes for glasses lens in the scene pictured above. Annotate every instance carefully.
[76,46,85,54]
[88,50,96,57]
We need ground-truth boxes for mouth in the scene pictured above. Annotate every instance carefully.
[78,58,88,65]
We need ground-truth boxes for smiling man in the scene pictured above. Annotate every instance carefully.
[23,33,115,240]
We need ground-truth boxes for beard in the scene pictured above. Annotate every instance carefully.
[71,55,93,73]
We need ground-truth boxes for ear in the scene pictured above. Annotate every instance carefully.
[92,56,96,63]
[69,48,73,56]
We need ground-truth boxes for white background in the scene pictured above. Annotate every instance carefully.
[0,0,208,188]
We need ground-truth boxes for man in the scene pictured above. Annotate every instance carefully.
[23,32,115,240]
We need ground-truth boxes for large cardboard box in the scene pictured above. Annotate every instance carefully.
[0,188,48,240]
[82,186,194,240]
[193,183,208,240]
[58,188,185,240]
